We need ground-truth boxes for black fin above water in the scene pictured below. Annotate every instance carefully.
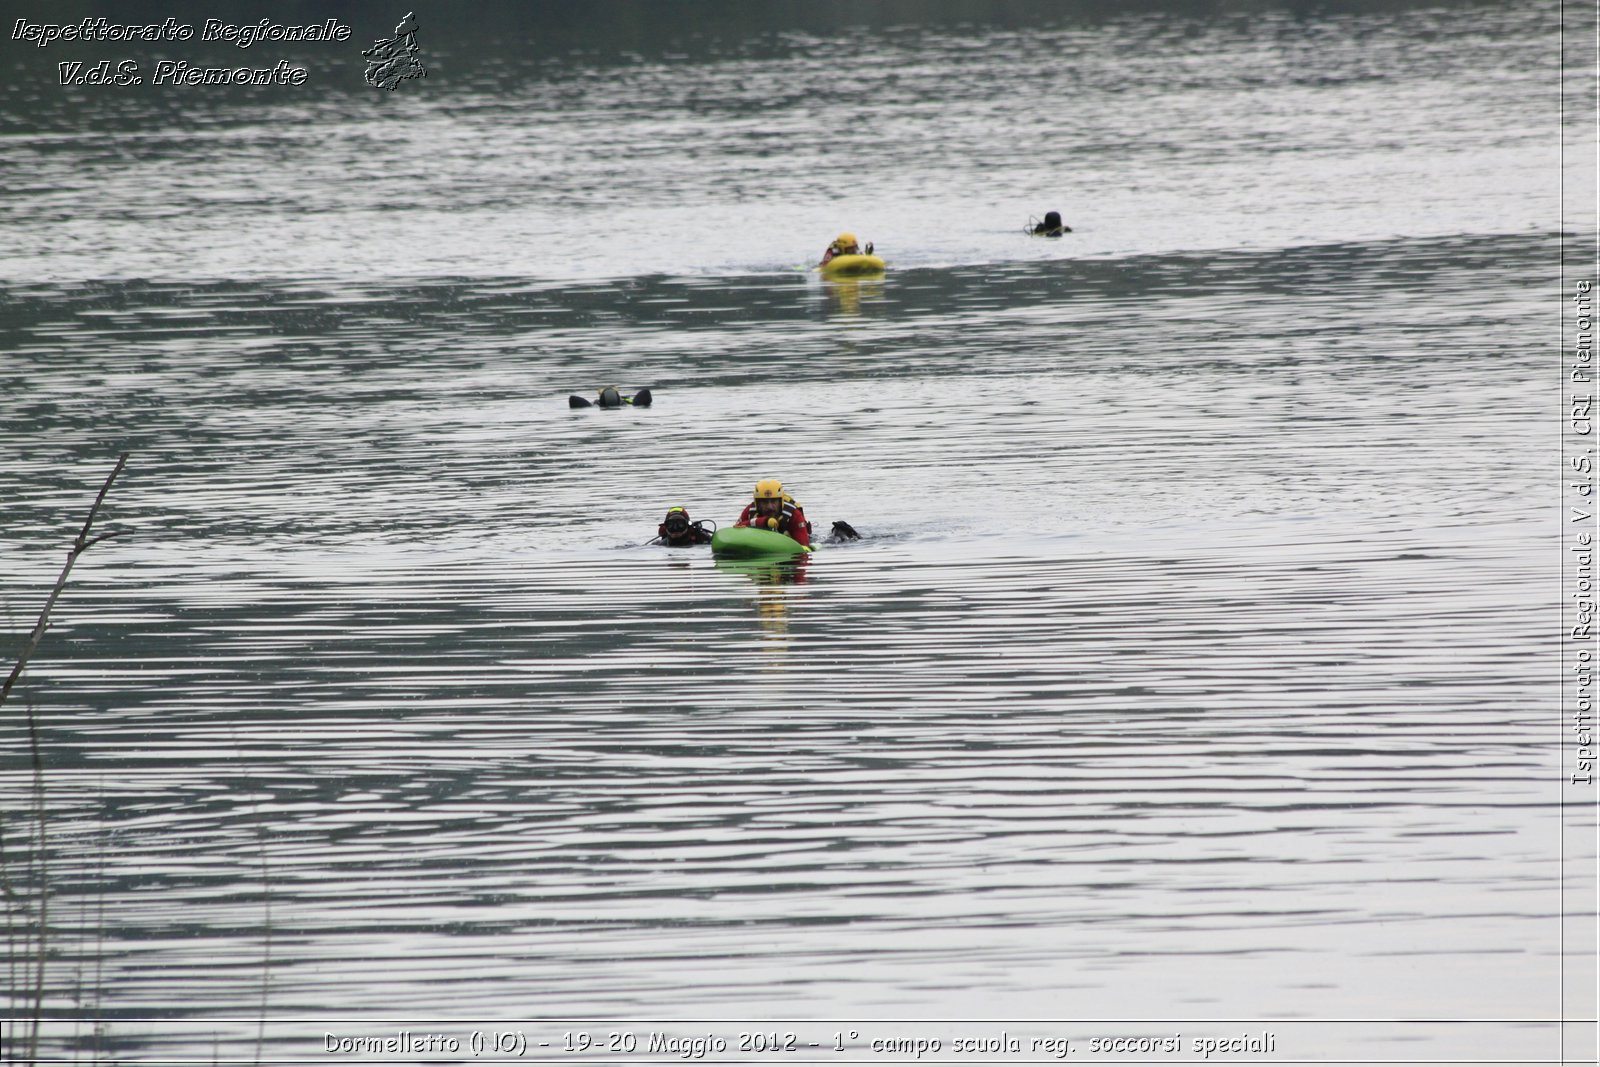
[630,388,652,407]
[830,520,860,540]
[569,395,592,408]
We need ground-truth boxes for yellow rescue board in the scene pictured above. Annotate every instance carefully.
[819,253,886,277]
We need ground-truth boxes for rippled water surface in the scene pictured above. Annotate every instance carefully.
[0,1,1588,1062]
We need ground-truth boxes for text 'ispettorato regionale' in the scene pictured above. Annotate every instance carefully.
[13,18,351,48]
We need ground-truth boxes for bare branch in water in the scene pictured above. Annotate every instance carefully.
[0,453,129,712]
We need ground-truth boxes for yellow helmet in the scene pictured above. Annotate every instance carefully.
[832,233,857,251]
[754,478,783,500]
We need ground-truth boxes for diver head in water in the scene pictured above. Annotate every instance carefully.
[658,506,712,546]
[1032,211,1071,236]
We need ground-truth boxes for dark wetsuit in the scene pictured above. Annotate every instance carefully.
[1033,211,1071,236]
[659,524,713,546]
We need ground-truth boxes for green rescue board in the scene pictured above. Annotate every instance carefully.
[710,526,809,560]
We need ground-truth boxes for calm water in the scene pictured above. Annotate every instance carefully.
[0,1,1589,1063]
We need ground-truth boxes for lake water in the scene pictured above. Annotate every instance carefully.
[0,1,1593,1063]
